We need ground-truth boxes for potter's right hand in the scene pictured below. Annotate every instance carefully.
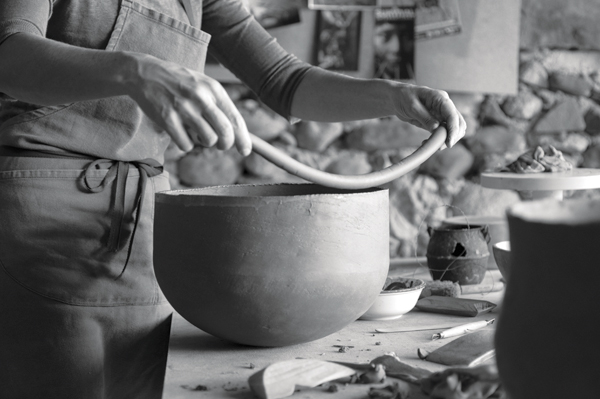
[125,54,251,155]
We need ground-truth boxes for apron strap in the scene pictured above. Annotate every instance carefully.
[180,0,198,28]
[83,158,164,279]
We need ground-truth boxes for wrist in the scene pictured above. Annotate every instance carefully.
[381,79,409,117]
[115,51,147,98]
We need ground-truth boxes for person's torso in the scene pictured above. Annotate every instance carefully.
[0,0,210,162]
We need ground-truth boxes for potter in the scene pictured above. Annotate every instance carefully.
[0,0,468,396]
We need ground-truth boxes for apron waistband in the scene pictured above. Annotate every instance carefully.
[0,146,164,278]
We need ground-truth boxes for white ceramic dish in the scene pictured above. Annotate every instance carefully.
[359,278,426,321]
[492,240,511,281]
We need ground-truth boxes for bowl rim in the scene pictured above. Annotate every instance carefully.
[380,278,426,295]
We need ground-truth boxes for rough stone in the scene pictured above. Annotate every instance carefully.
[548,72,593,97]
[582,144,600,168]
[325,151,372,175]
[275,130,298,147]
[501,89,544,120]
[583,101,600,135]
[448,93,485,118]
[419,144,474,180]
[238,99,288,141]
[389,205,419,258]
[526,131,591,155]
[519,59,549,88]
[164,140,186,162]
[533,87,567,110]
[388,174,446,257]
[163,160,183,190]
[462,113,479,138]
[294,121,344,152]
[533,97,586,133]
[520,0,600,51]
[345,118,430,152]
[450,181,521,219]
[465,125,527,157]
[472,153,518,174]
[478,96,513,128]
[368,148,421,181]
[177,148,243,187]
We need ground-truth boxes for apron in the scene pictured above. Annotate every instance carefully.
[0,1,210,398]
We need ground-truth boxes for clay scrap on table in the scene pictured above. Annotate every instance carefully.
[500,145,572,174]
[415,296,496,317]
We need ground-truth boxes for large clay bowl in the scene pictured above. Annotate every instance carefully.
[154,183,389,347]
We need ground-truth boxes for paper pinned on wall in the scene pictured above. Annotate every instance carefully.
[314,10,363,71]
[415,0,461,40]
[414,0,521,95]
[373,7,416,81]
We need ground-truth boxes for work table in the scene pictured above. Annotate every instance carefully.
[162,265,504,399]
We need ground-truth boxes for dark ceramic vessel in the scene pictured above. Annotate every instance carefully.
[426,224,490,285]
[496,198,600,399]
[154,183,389,347]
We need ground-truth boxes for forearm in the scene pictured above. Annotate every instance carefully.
[0,33,135,105]
[290,67,400,122]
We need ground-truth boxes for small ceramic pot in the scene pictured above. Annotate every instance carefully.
[154,183,389,347]
[496,198,600,399]
[442,215,509,270]
[426,224,490,285]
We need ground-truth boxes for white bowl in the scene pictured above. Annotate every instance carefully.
[360,278,426,321]
[492,240,511,281]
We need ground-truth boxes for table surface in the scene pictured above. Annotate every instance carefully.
[162,264,504,399]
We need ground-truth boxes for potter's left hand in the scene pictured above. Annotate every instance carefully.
[391,84,466,149]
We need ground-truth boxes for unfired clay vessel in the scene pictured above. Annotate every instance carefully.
[154,183,389,347]
[496,198,600,398]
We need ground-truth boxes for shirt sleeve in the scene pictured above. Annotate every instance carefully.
[0,0,52,45]
[0,0,52,100]
[202,0,314,120]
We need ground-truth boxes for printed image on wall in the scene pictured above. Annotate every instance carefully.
[309,0,377,10]
[415,0,461,40]
[374,7,415,80]
[315,10,362,71]
[242,0,302,29]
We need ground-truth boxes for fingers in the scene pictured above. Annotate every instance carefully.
[428,90,466,149]
[162,106,194,152]
[135,59,252,156]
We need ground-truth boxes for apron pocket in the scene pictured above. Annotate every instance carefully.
[0,166,170,306]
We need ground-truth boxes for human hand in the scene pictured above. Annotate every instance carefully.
[126,54,251,155]
[390,83,467,149]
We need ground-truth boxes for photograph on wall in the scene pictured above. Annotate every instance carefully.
[314,10,362,71]
[373,7,415,80]
[415,0,461,40]
[242,0,302,30]
[309,0,377,10]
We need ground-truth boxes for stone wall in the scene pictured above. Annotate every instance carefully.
[166,0,600,258]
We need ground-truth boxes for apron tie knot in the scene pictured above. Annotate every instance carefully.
[83,158,163,279]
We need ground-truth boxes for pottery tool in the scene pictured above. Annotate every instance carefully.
[481,169,600,200]
[248,359,356,399]
[376,323,463,333]
[415,296,496,317]
[418,329,496,367]
[431,318,495,340]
